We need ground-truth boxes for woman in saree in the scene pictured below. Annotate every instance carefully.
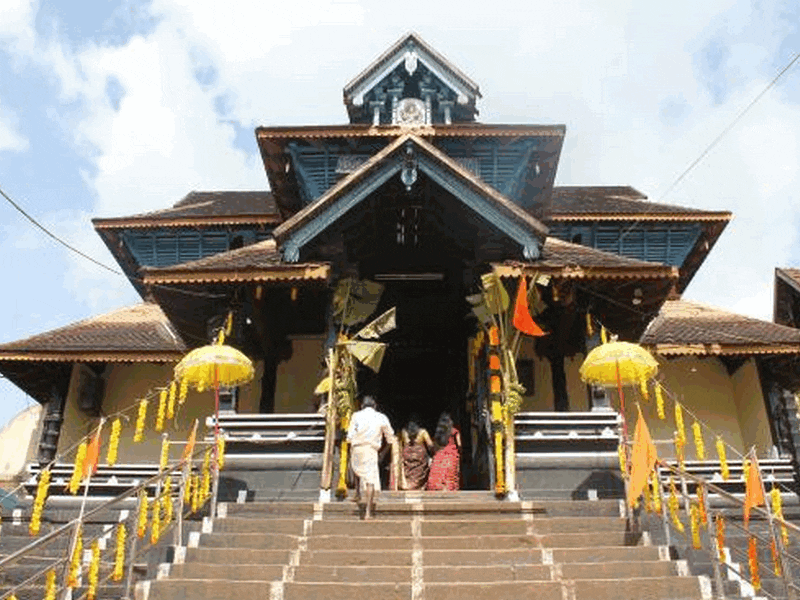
[400,418,433,490]
[426,412,461,491]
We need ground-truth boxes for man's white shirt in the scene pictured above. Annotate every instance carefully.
[347,406,394,450]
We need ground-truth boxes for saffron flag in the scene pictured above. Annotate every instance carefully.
[512,277,545,336]
[182,419,198,462]
[743,451,765,527]
[627,407,658,507]
[83,424,102,479]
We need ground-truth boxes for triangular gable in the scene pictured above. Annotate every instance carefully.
[343,33,481,125]
[273,133,548,262]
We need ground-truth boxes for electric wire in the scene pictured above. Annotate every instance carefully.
[659,51,800,201]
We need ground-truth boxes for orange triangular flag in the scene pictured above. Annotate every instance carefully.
[743,452,765,527]
[182,419,198,462]
[83,423,102,479]
[626,407,658,507]
[513,277,546,336]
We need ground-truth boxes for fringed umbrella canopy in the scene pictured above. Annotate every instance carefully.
[580,340,658,386]
[174,344,255,392]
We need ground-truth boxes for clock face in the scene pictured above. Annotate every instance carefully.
[395,98,426,126]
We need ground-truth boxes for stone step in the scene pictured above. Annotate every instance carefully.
[186,547,293,564]
[141,576,707,600]
[212,517,309,534]
[0,584,125,600]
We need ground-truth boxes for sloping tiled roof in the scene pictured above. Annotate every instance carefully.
[141,239,330,284]
[93,191,281,229]
[494,237,679,280]
[777,268,800,291]
[546,187,732,221]
[0,303,186,362]
[641,299,800,355]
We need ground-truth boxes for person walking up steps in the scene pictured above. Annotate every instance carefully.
[347,396,395,519]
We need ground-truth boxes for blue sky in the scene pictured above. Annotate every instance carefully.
[0,0,799,428]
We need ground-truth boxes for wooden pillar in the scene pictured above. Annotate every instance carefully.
[550,354,569,412]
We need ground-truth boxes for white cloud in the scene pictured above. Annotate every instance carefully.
[0,101,29,153]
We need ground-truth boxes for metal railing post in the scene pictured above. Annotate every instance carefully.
[702,487,727,600]
[122,494,142,600]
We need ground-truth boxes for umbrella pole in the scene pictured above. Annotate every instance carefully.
[211,366,220,520]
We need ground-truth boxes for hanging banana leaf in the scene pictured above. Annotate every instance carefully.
[355,307,397,339]
[481,272,509,315]
[314,376,331,395]
[345,341,387,373]
[332,278,385,327]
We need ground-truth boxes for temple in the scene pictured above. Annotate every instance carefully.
[2,32,800,500]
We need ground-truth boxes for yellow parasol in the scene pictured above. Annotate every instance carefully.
[174,342,255,441]
[580,340,659,439]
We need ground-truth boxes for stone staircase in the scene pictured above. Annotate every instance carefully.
[140,493,712,600]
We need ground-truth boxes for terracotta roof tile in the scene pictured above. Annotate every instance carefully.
[641,299,800,354]
[777,267,800,289]
[0,303,186,360]
[546,186,730,220]
[93,191,281,227]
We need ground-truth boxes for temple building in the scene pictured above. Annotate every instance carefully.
[2,33,799,497]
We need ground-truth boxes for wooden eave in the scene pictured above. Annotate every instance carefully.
[546,211,732,222]
[142,263,331,285]
[272,133,550,250]
[0,350,184,363]
[647,343,800,357]
[493,263,679,281]
[92,214,280,230]
[256,123,566,140]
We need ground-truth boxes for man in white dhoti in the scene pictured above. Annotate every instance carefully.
[347,396,395,519]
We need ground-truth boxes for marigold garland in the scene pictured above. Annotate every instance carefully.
[201,448,212,502]
[155,389,167,432]
[692,421,705,460]
[179,378,189,405]
[183,470,193,505]
[112,522,126,581]
[674,435,685,470]
[770,486,789,546]
[650,471,662,513]
[716,437,729,481]
[639,377,649,401]
[136,489,148,539]
[600,326,608,344]
[748,535,761,591]
[87,540,100,600]
[167,381,177,419]
[674,402,686,445]
[163,476,173,526]
[133,399,148,443]
[715,513,726,558]
[68,441,88,495]
[217,437,226,470]
[696,483,708,525]
[586,312,594,337]
[643,476,652,513]
[107,417,121,465]
[336,440,349,497]
[742,459,750,484]
[655,384,665,420]
[44,569,57,600]
[771,539,782,577]
[618,443,627,478]
[494,430,505,495]
[159,435,170,471]
[689,503,702,549]
[191,473,200,513]
[150,494,161,545]
[668,477,684,533]
[66,525,83,588]
[29,468,50,536]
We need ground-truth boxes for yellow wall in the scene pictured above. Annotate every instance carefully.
[731,358,772,455]
[274,336,325,413]
[0,404,43,480]
[57,360,261,464]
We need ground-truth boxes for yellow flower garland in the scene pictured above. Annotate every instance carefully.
[715,513,726,559]
[112,523,126,581]
[655,384,665,420]
[650,471,662,513]
[674,402,686,445]
[68,442,87,495]
[639,377,649,401]
[668,477,684,533]
[179,378,189,405]
[44,569,56,600]
[155,389,167,432]
[162,476,173,526]
[150,495,161,545]
[618,443,627,478]
[159,435,170,471]
[87,540,100,600]
[689,503,702,549]
[749,535,761,591]
[201,448,211,502]
[771,486,789,546]
[167,381,177,419]
[136,489,148,539]
[217,437,226,470]
[133,399,148,443]
[107,417,121,465]
[716,436,729,481]
[29,468,50,536]
[66,525,82,588]
[692,421,705,460]
[191,473,200,513]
